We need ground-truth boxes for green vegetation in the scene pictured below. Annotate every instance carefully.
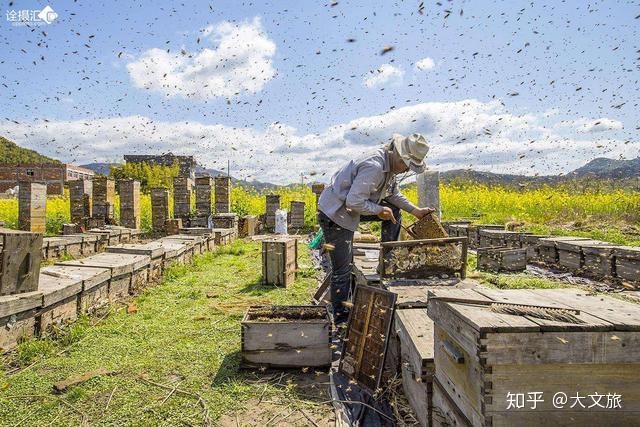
[109,161,180,191]
[0,241,331,426]
[0,136,60,164]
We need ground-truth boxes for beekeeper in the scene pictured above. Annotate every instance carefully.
[317,133,434,325]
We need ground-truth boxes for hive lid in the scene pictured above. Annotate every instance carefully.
[0,291,42,318]
[41,265,110,291]
[426,288,640,333]
[107,242,165,259]
[38,272,82,307]
[57,252,150,277]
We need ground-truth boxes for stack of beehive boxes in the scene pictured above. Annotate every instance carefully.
[265,194,280,230]
[214,176,231,213]
[195,176,213,218]
[18,181,46,233]
[289,200,305,229]
[93,177,115,224]
[150,187,170,232]
[173,177,191,223]
[262,238,298,287]
[119,179,140,230]
[311,183,325,207]
[69,179,92,229]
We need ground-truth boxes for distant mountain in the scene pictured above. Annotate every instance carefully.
[569,157,640,179]
[80,162,120,176]
[0,136,60,164]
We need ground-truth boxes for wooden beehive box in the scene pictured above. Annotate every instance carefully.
[407,211,448,239]
[239,215,258,237]
[214,176,231,213]
[241,305,331,368]
[69,179,92,226]
[613,246,640,283]
[150,188,170,232]
[173,177,192,221]
[261,238,297,286]
[92,177,115,222]
[18,181,47,233]
[478,229,525,249]
[537,236,590,266]
[379,237,468,281]
[470,225,504,248]
[581,244,620,279]
[520,234,550,262]
[289,200,305,229]
[476,247,527,273]
[265,194,280,229]
[556,239,612,272]
[119,179,141,230]
[211,213,238,230]
[195,176,212,218]
[428,288,640,426]
[0,229,43,296]
[447,224,469,240]
[0,290,42,350]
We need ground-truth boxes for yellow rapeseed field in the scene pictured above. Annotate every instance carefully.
[0,183,637,245]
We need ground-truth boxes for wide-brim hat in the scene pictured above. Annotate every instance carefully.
[392,133,429,174]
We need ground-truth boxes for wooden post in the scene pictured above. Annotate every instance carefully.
[150,187,170,232]
[119,179,140,229]
[416,171,441,218]
[18,181,46,233]
[214,176,231,213]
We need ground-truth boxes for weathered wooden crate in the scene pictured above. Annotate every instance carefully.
[0,290,42,350]
[442,221,472,235]
[428,288,640,426]
[241,305,331,368]
[37,270,82,335]
[614,246,640,283]
[520,234,550,262]
[18,181,47,233]
[150,187,170,232]
[447,224,469,240]
[407,211,448,240]
[43,265,110,314]
[214,176,231,213]
[262,238,297,287]
[239,215,258,237]
[311,183,325,206]
[395,308,433,427]
[119,179,141,230]
[556,239,612,272]
[107,242,166,282]
[211,228,234,246]
[537,236,590,266]
[265,194,280,229]
[163,235,205,256]
[581,244,619,279]
[0,229,43,296]
[62,223,81,235]
[156,239,190,266]
[379,237,468,281]
[58,235,83,258]
[476,247,527,273]
[69,179,92,227]
[92,177,115,223]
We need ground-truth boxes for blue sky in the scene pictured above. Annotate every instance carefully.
[1,0,638,183]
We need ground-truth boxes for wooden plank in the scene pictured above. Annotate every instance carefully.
[0,291,43,318]
[527,289,640,331]
[473,288,615,332]
[56,253,149,277]
[483,330,640,365]
[396,308,434,381]
[37,272,82,308]
[41,265,111,291]
[401,362,431,427]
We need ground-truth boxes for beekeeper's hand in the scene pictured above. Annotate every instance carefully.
[377,206,397,224]
[412,207,435,219]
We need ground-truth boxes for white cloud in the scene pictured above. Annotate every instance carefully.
[363,64,404,88]
[0,100,630,184]
[126,17,276,100]
[415,57,435,71]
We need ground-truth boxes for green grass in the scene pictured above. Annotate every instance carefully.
[0,240,330,426]
[466,254,568,290]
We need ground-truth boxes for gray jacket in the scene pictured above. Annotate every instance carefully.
[318,147,417,231]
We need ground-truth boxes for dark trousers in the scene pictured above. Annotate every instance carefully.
[318,202,401,324]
